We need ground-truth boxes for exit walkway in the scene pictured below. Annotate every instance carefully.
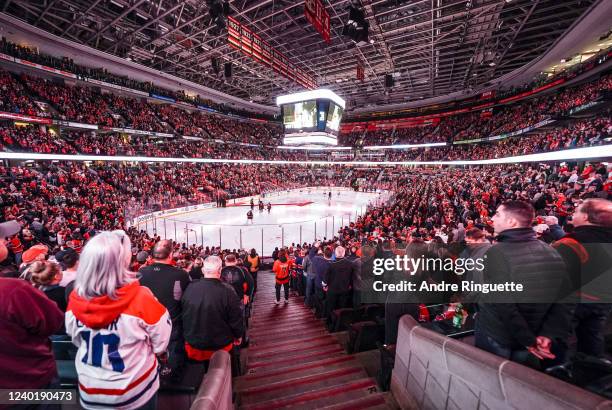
[235,272,396,409]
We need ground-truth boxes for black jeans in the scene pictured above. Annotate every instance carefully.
[275,282,289,301]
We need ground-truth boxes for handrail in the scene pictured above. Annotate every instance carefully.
[189,351,233,410]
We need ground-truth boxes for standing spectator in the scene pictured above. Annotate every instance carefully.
[29,260,67,313]
[138,239,190,378]
[476,201,573,364]
[221,253,254,307]
[554,198,612,357]
[272,250,291,304]
[0,272,64,395]
[302,245,317,307]
[312,246,333,318]
[181,256,243,366]
[246,248,260,294]
[66,231,171,410]
[188,256,204,280]
[324,246,356,326]
[57,248,79,287]
[353,245,376,308]
[458,228,491,303]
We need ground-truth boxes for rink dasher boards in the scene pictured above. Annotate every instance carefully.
[136,187,388,256]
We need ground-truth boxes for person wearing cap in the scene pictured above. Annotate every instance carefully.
[57,248,79,287]
[19,243,50,281]
[221,253,254,307]
[139,239,190,379]
[323,246,357,326]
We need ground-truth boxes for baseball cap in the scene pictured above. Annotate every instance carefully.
[22,244,49,264]
[0,221,20,239]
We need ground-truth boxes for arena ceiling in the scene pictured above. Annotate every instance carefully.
[0,0,602,110]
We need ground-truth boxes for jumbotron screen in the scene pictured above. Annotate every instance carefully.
[282,100,317,130]
[277,90,345,146]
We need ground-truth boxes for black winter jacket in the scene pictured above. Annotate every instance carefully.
[553,225,612,302]
[477,228,573,349]
[325,257,357,293]
[182,278,244,350]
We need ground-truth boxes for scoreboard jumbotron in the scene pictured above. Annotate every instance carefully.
[276,89,345,146]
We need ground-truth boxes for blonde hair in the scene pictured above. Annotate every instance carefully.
[30,260,61,286]
[75,231,133,299]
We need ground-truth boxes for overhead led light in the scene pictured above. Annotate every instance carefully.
[1,145,609,166]
[364,142,447,150]
[276,89,345,109]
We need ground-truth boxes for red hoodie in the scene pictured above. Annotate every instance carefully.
[0,278,64,389]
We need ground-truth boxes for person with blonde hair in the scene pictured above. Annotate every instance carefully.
[65,231,171,410]
[29,260,67,312]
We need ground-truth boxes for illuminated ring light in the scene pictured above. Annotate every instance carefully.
[1,145,611,165]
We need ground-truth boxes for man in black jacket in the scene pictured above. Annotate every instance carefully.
[476,201,572,364]
[553,198,612,357]
[182,255,244,362]
[139,240,190,376]
[324,246,357,325]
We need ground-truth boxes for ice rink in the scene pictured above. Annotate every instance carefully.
[137,187,388,255]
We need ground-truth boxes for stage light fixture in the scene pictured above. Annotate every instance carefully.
[342,1,369,46]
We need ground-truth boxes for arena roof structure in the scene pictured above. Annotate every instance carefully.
[0,0,607,110]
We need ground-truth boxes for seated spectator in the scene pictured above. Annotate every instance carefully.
[66,231,171,409]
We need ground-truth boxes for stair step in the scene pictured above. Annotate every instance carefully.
[249,322,325,338]
[239,367,368,405]
[249,335,336,351]
[246,349,347,372]
[247,345,345,368]
[239,377,378,410]
[236,357,361,390]
[318,393,394,410]
[248,335,336,354]
[250,328,328,345]
[250,312,317,325]
[248,341,340,361]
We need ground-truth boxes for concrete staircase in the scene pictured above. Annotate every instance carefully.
[235,272,396,410]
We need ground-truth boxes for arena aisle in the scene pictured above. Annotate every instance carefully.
[235,271,396,410]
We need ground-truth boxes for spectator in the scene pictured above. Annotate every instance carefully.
[246,248,260,294]
[554,198,612,357]
[138,239,190,378]
[476,201,573,365]
[272,250,292,304]
[65,231,171,409]
[458,228,491,303]
[0,220,64,393]
[312,246,333,317]
[181,256,243,365]
[29,260,67,312]
[324,246,356,326]
[57,248,79,287]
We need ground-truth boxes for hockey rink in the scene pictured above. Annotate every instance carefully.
[137,187,388,256]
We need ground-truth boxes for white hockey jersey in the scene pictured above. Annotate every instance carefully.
[65,281,171,409]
